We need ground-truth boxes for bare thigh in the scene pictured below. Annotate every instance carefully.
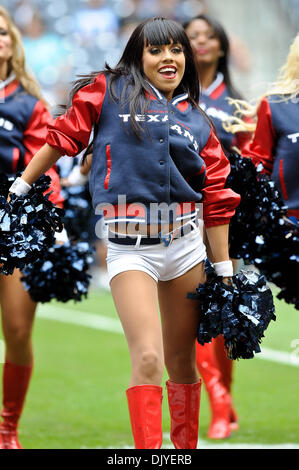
[158,261,206,384]
[110,270,164,387]
[0,269,37,364]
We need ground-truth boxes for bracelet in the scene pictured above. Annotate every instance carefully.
[213,260,233,277]
[54,228,69,243]
[67,165,89,186]
[9,177,32,196]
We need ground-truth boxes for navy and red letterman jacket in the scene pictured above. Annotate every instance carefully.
[47,73,240,227]
[199,72,251,153]
[0,75,63,207]
[243,95,299,218]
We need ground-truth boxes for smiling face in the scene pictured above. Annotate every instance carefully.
[185,18,222,67]
[0,15,12,67]
[142,41,185,101]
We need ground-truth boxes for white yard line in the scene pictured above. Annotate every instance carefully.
[37,305,123,334]
[257,347,299,367]
[37,305,299,368]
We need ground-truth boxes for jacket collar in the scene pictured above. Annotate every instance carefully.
[145,80,189,107]
[0,72,16,90]
[202,72,224,97]
[0,73,20,98]
[145,80,164,101]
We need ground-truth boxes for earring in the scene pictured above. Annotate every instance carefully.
[219,50,225,57]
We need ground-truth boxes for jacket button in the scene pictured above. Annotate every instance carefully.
[159,138,164,143]
[170,111,174,114]
[159,160,164,165]
[160,182,164,187]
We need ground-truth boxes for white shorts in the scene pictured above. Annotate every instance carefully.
[106,226,206,283]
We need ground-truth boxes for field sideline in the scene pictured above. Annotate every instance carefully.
[1,288,299,449]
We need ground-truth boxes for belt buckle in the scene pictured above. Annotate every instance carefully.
[159,225,182,247]
[158,220,196,247]
[158,231,174,247]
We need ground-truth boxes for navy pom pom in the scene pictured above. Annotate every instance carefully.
[227,153,299,309]
[60,184,92,242]
[21,242,93,303]
[227,153,286,261]
[254,217,299,309]
[0,173,64,275]
[188,259,276,360]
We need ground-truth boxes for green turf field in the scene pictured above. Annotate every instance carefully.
[1,288,299,449]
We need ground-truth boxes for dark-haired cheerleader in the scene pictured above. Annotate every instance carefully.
[12,17,240,449]
[0,7,63,449]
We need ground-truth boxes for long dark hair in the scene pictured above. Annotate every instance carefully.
[184,14,242,100]
[66,17,201,146]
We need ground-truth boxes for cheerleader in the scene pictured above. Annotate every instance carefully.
[10,17,240,449]
[0,7,63,449]
[184,14,251,439]
[226,33,299,221]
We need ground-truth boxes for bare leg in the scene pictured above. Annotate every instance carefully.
[0,269,37,449]
[0,269,37,365]
[158,261,206,383]
[158,261,206,449]
[110,271,164,386]
[110,270,164,449]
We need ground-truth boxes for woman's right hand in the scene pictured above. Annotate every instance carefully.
[61,165,89,187]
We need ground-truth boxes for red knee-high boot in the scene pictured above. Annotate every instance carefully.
[196,342,231,439]
[166,379,202,449]
[213,336,233,391]
[213,336,238,430]
[0,360,33,449]
[126,384,163,449]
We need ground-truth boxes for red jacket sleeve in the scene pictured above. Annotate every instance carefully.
[23,100,64,208]
[242,97,276,174]
[46,73,107,156]
[23,100,53,166]
[235,115,254,152]
[201,130,241,228]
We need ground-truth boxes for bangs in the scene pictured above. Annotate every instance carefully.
[143,18,186,47]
